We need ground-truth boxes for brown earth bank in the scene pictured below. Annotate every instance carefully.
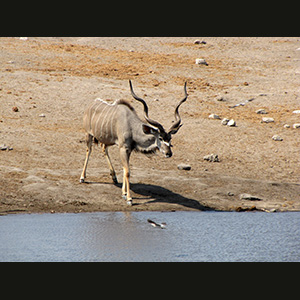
[0,37,300,215]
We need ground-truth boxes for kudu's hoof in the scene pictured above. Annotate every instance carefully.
[112,176,118,184]
[122,194,132,206]
[79,178,85,183]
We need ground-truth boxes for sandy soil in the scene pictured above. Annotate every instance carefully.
[1,37,300,214]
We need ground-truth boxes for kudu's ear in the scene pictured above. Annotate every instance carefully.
[142,124,159,135]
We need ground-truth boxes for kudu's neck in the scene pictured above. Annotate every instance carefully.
[130,116,159,155]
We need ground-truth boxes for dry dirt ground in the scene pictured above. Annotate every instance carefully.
[1,37,300,214]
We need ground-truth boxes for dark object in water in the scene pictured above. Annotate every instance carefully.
[147,219,166,229]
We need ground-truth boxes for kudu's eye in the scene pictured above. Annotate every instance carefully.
[159,137,163,141]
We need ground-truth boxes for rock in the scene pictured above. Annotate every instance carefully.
[221,118,229,125]
[272,135,283,141]
[229,98,255,108]
[216,96,227,102]
[256,109,267,114]
[195,58,208,66]
[284,124,290,128]
[293,123,300,128]
[39,114,45,117]
[262,117,274,123]
[177,163,191,171]
[292,110,300,114]
[235,206,257,212]
[203,154,219,162]
[0,144,13,151]
[194,40,206,44]
[239,193,262,201]
[227,119,236,127]
[220,118,236,126]
[12,106,19,112]
[209,114,221,120]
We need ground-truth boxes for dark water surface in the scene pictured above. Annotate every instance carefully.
[0,211,299,262]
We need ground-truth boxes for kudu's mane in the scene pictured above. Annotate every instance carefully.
[116,99,135,111]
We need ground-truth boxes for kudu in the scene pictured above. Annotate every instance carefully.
[80,80,188,205]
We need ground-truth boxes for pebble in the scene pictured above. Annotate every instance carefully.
[229,98,255,108]
[216,96,227,102]
[284,124,290,128]
[195,58,208,66]
[262,117,274,123]
[293,123,300,128]
[39,114,45,117]
[12,106,19,112]
[221,118,229,125]
[177,163,191,171]
[256,109,267,114]
[221,118,236,126]
[203,154,219,162]
[209,114,221,119]
[272,135,283,141]
[292,110,300,114]
[239,193,262,201]
[0,144,13,151]
[227,119,236,127]
[194,40,206,44]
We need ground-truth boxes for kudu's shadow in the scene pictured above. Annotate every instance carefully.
[127,183,212,211]
[83,180,212,211]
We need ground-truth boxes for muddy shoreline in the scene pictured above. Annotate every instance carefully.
[1,37,300,214]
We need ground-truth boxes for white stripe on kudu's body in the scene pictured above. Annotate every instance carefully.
[80,80,188,206]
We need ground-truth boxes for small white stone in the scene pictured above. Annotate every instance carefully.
[256,109,267,114]
[293,123,300,128]
[209,114,221,119]
[203,154,219,162]
[284,124,290,128]
[292,110,300,114]
[227,119,236,127]
[262,117,274,123]
[221,118,229,125]
[195,58,208,65]
[272,135,283,141]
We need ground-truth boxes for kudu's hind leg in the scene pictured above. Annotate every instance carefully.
[80,134,93,183]
[101,144,118,184]
[119,146,132,206]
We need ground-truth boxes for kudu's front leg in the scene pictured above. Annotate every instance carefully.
[80,134,93,183]
[119,146,132,206]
